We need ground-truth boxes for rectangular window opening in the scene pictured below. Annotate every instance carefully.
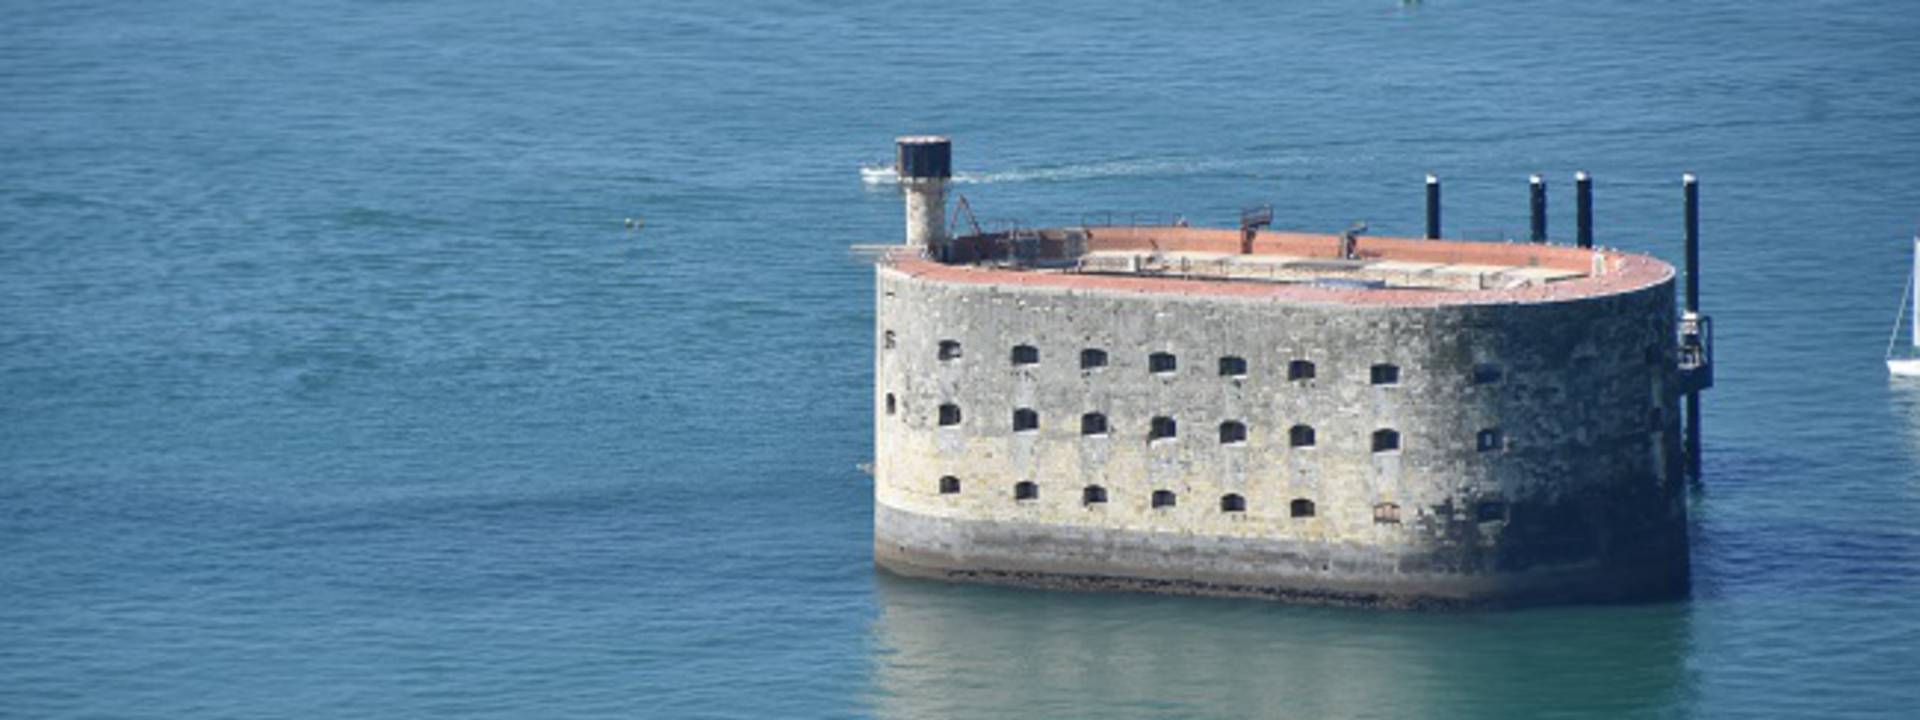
[1081,413,1109,436]
[1149,416,1177,442]
[1013,408,1039,432]
[1288,360,1316,381]
[1370,363,1401,386]
[1472,363,1504,385]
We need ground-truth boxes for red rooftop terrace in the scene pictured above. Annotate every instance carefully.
[885,225,1673,309]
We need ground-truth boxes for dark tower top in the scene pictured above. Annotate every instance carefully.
[896,136,952,179]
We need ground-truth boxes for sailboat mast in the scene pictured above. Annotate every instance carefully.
[1912,234,1918,349]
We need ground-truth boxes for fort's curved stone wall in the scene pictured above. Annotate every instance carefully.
[872,242,1690,609]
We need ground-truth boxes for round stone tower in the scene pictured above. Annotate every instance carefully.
[896,136,950,254]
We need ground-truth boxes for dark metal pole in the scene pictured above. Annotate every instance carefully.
[1425,173,1441,240]
[1682,172,1702,481]
[1529,174,1547,243]
[1575,171,1593,249]
[1684,173,1700,313]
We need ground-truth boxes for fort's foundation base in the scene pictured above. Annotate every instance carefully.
[875,503,1689,610]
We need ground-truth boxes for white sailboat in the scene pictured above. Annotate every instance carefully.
[1890,234,1920,377]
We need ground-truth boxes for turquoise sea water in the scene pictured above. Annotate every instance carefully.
[5,1,1920,717]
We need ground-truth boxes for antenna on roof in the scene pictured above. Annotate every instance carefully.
[951,194,984,238]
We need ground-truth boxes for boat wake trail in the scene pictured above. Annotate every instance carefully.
[862,152,1353,187]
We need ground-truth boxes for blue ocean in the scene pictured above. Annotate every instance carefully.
[5,1,1920,717]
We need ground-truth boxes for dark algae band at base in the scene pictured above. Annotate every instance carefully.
[874,504,1689,610]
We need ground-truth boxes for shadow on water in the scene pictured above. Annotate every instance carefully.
[864,573,1696,720]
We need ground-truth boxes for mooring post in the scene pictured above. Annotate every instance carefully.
[1575,171,1593,249]
[1425,174,1441,239]
[1529,174,1548,243]
[1684,174,1700,313]
[1682,172,1703,481]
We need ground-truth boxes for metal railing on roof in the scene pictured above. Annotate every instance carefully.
[1078,211,1186,228]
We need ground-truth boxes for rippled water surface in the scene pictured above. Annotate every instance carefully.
[6,1,1920,718]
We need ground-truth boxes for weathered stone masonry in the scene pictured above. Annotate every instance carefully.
[872,234,1691,608]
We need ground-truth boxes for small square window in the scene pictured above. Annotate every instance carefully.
[1080,348,1108,369]
[1289,425,1316,448]
[1472,363,1504,385]
[1081,413,1109,436]
[1218,356,1248,378]
[1476,428,1503,452]
[1149,352,1177,374]
[1013,408,1039,432]
[1149,416,1177,442]
[1219,421,1247,445]
[1288,360,1316,381]
[1011,345,1039,366]
[1370,363,1401,386]
[1476,501,1507,523]
[938,340,962,361]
